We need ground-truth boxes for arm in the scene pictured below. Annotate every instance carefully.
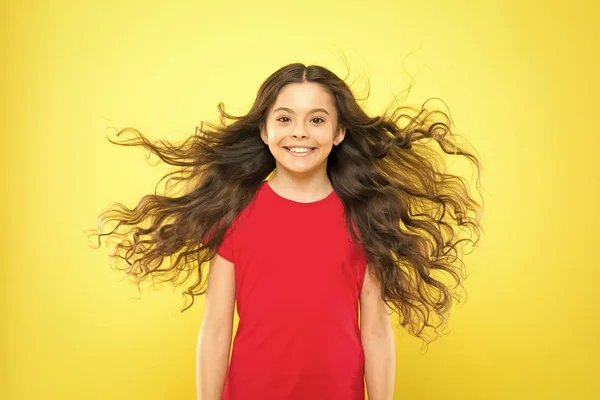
[360,264,396,400]
[196,253,236,400]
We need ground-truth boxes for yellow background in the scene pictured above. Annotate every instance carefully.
[2,0,598,399]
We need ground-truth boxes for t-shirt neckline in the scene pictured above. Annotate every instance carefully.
[263,180,336,207]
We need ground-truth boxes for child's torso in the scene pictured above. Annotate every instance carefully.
[221,181,367,400]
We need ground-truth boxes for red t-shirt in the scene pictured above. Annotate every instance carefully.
[215,180,367,400]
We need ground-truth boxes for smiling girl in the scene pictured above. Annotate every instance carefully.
[90,62,484,400]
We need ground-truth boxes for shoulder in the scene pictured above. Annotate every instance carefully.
[223,181,267,237]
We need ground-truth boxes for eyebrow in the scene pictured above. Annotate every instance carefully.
[272,107,330,115]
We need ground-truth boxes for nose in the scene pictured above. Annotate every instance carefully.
[291,131,308,139]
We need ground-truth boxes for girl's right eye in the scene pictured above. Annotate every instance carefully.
[276,116,290,123]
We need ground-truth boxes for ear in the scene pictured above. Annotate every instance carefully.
[259,123,268,144]
[333,125,346,146]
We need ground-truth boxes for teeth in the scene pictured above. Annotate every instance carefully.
[289,148,312,153]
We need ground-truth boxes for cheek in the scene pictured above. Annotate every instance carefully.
[316,134,335,147]
[267,129,289,145]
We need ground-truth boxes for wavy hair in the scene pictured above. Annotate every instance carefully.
[87,62,484,344]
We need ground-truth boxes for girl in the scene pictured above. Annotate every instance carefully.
[90,62,483,400]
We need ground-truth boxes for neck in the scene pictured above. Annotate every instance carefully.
[268,169,333,202]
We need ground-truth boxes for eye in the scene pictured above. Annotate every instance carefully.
[275,116,325,124]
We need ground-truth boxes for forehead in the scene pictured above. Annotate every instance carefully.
[272,82,336,112]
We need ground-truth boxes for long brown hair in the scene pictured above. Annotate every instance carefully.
[87,62,484,344]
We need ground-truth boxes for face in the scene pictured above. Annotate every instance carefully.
[260,82,345,176]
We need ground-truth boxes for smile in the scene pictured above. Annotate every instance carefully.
[284,147,316,157]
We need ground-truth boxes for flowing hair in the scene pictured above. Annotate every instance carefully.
[87,62,484,345]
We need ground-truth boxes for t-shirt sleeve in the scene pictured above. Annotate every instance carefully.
[216,226,235,263]
[203,220,236,264]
